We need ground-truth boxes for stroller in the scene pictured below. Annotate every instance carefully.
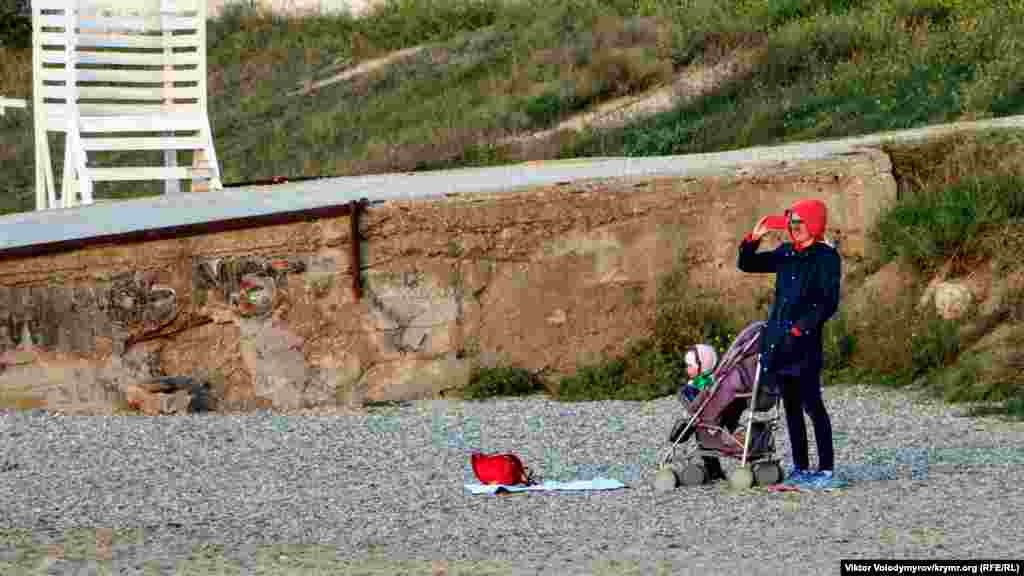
[654,320,784,491]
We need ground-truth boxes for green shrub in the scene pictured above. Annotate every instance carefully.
[1008,396,1024,419]
[413,141,514,171]
[933,352,980,402]
[0,0,29,49]
[522,91,568,126]
[555,356,630,402]
[652,293,737,359]
[962,395,1024,420]
[909,309,961,381]
[462,365,544,400]
[497,0,636,48]
[553,337,695,402]
[888,0,956,28]
[823,308,857,372]
[751,0,872,27]
[932,345,1021,405]
[872,174,1024,272]
[665,2,762,67]
[359,0,501,52]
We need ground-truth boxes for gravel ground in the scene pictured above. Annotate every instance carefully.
[2,383,1023,575]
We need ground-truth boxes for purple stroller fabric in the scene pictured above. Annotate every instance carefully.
[686,321,766,452]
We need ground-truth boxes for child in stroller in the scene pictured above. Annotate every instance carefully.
[678,343,737,482]
[656,321,784,490]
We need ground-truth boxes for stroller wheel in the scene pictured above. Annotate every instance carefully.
[680,463,707,487]
[653,466,678,493]
[728,466,754,491]
[754,462,783,486]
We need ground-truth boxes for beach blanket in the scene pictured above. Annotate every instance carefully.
[464,477,626,495]
[767,481,849,493]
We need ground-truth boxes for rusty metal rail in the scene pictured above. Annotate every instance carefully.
[350,198,367,300]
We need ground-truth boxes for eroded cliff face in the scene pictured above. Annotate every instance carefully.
[0,149,896,413]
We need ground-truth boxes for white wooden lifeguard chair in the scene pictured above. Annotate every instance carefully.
[31,0,222,211]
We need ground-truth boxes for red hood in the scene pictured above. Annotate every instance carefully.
[788,199,827,250]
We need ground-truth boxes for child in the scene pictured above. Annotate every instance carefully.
[681,344,745,481]
[682,344,718,402]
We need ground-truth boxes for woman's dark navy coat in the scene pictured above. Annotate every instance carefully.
[737,238,841,395]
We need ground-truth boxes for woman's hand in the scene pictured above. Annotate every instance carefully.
[750,216,771,241]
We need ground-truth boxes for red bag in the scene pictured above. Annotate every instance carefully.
[471,452,535,485]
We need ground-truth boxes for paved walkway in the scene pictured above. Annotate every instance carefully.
[3,114,1024,255]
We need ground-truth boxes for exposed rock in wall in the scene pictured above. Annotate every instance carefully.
[0,341,162,414]
[125,376,212,415]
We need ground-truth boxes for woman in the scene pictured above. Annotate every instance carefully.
[737,198,845,490]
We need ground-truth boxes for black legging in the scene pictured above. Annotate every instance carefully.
[779,371,834,471]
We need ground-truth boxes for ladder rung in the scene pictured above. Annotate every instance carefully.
[85,166,213,181]
[82,136,206,151]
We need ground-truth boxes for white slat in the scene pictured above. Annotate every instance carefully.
[37,32,199,49]
[42,85,201,100]
[0,97,28,109]
[40,67,201,83]
[83,16,201,32]
[34,15,67,30]
[81,136,206,151]
[79,113,206,132]
[43,102,202,118]
[87,166,211,181]
[0,97,27,116]
[40,50,199,66]
[37,14,201,31]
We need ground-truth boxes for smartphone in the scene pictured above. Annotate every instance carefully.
[762,215,789,230]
